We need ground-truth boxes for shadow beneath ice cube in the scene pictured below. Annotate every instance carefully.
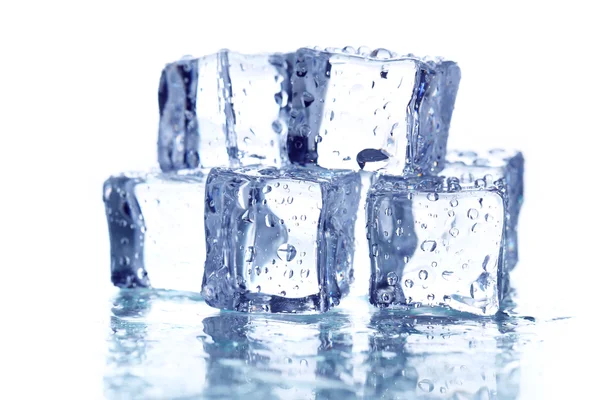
[104,290,534,399]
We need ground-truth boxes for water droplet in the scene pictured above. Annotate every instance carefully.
[448,210,455,217]
[468,208,479,220]
[256,285,261,292]
[450,199,458,207]
[120,237,129,245]
[286,196,294,204]
[302,91,315,107]
[357,46,371,56]
[462,263,469,269]
[385,207,392,216]
[262,185,272,194]
[136,268,145,280]
[300,359,309,367]
[245,246,255,262]
[342,45,356,54]
[420,223,428,229]
[405,279,414,288]
[420,240,437,252]
[370,48,392,59]
[284,269,294,279]
[386,272,398,286]
[119,256,130,266]
[255,266,261,275]
[403,255,410,263]
[300,269,310,279]
[371,244,379,257]
[277,244,297,261]
[280,291,287,296]
[418,379,434,392]
[427,193,439,201]
[427,294,435,301]
[442,271,453,280]
[300,215,307,221]
[265,214,277,227]
[315,135,323,143]
[395,227,403,236]
[443,295,451,302]
[471,223,480,233]
[330,110,335,121]
[431,261,437,268]
[482,255,491,271]
[243,136,251,144]
[475,179,486,188]
[272,120,283,133]
[419,270,429,280]
[449,227,459,237]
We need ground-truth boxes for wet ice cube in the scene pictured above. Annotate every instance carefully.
[158,50,291,171]
[442,149,524,270]
[202,165,361,313]
[103,170,207,291]
[287,47,460,173]
[366,173,512,316]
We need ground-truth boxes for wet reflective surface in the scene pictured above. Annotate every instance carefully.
[105,289,548,399]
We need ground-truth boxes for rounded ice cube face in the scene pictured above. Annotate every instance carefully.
[287,48,460,174]
[158,51,290,171]
[203,166,361,313]
[367,175,507,316]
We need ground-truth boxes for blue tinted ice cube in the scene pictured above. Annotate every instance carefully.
[366,167,516,316]
[287,47,460,173]
[103,170,207,291]
[202,166,361,313]
[442,149,524,270]
[158,50,291,171]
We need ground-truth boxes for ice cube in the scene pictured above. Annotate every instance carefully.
[158,50,291,171]
[103,170,207,291]
[366,168,517,316]
[287,47,460,173]
[202,165,361,313]
[442,149,524,270]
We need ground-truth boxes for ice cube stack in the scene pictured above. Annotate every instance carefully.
[104,47,524,316]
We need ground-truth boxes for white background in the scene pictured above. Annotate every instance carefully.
[1,1,598,398]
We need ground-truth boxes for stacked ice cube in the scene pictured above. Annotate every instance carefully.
[104,46,523,316]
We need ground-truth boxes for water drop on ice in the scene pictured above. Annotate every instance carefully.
[419,270,428,280]
[405,279,414,288]
[467,208,479,220]
[449,227,459,237]
[418,379,434,392]
[420,240,437,252]
[427,193,439,202]
[386,272,398,286]
[277,244,297,262]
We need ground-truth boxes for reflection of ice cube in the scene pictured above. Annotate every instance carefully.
[103,170,207,291]
[202,165,361,313]
[287,47,460,173]
[158,50,290,171]
[367,169,513,316]
[366,312,524,399]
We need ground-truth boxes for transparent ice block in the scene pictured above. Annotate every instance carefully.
[442,149,524,270]
[202,165,361,313]
[366,171,513,316]
[158,50,291,171]
[103,170,207,291]
[287,47,460,173]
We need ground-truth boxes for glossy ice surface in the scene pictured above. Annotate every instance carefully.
[367,173,509,316]
[158,51,290,171]
[105,290,542,399]
[287,47,460,173]
[103,170,207,292]
[203,166,361,313]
